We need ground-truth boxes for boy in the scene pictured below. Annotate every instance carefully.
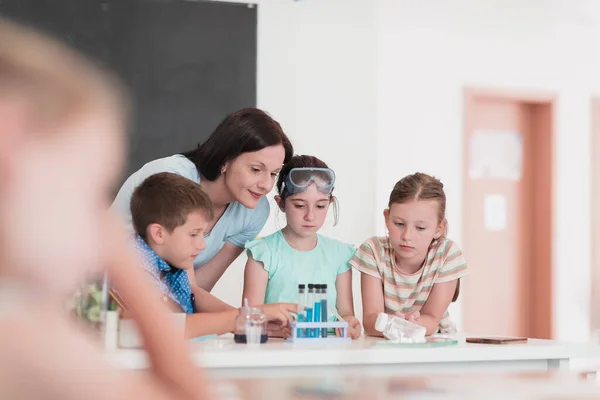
[129,172,295,338]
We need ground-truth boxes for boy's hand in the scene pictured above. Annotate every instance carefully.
[262,303,297,326]
[336,316,362,339]
[266,321,292,338]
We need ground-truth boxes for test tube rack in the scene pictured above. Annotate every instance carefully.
[288,321,351,344]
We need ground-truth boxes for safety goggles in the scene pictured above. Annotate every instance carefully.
[282,167,336,195]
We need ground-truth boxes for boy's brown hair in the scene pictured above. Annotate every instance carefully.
[130,172,213,240]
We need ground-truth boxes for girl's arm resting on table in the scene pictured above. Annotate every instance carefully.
[242,258,297,337]
[360,272,385,338]
[242,255,268,306]
[193,242,244,292]
[413,279,458,336]
[335,270,355,318]
[335,270,361,339]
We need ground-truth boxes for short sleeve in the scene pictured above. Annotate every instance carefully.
[245,238,276,278]
[110,155,198,233]
[349,238,382,280]
[337,244,356,275]
[435,241,469,283]
[227,197,270,248]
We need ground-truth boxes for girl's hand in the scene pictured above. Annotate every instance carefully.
[337,316,362,339]
[393,310,420,323]
[404,311,421,323]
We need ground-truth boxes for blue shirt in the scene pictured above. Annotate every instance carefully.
[111,154,270,269]
[131,234,194,314]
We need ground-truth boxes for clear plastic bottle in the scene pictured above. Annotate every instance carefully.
[374,312,426,343]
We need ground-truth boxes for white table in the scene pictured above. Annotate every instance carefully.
[105,334,600,378]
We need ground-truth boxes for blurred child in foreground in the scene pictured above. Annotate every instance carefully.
[0,18,209,399]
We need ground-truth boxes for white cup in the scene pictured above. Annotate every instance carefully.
[118,318,142,348]
[104,311,119,350]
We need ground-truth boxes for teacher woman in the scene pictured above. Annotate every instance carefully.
[111,108,294,306]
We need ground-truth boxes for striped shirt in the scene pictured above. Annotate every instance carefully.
[350,236,468,333]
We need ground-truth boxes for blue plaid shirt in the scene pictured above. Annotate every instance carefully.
[131,235,195,314]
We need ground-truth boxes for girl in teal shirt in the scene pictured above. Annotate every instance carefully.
[242,155,362,339]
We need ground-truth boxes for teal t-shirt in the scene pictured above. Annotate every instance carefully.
[245,230,356,320]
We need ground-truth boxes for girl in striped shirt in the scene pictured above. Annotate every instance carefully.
[350,173,468,336]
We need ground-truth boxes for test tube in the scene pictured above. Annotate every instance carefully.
[306,284,315,335]
[313,284,321,338]
[321,284,328,337]
[297,284,306,337]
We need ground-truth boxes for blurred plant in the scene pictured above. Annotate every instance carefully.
[68,281,117,330]
[70,283,103,325]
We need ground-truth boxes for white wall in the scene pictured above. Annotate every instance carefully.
[212,0,600,344]
[375,0,600,342]
[212,0,377,318]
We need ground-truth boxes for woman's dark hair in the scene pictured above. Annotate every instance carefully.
[182,108,294,181]
[276,155,339,226]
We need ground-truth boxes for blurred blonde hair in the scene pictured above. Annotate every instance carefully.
[0,18,128,134]
[0,19,129,275]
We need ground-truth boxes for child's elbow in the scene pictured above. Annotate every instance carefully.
[364,328,381,337]
[425,326,438,336]
[363,322,382,338]
[361,313,383,337]
[421,316,441,336]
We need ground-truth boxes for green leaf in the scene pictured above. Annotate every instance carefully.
[87,306,101,322]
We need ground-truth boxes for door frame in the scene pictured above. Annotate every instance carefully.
[462,87,556,338]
